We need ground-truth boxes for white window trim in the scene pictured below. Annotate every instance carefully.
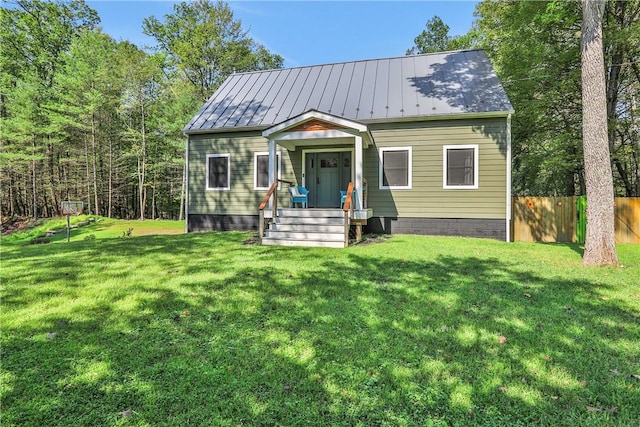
[254,151,281,190]
[206,153,230,191]
[443,144,479,190]
[379,146,412,190]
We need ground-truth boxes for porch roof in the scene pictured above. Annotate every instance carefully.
[184,49,513,134]
[261,110,373,151]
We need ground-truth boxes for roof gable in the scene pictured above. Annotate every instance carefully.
[184,49,513,134]
[262,110,368,137]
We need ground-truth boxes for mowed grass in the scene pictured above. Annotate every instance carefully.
[1,221,639,426]
[2,215,184,243]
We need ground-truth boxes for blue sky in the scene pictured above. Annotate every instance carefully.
[87,1,479,68]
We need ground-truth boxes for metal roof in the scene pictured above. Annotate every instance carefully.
[184,49,513,134]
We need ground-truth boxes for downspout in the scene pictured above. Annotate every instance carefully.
[506,114,512,242]
[184,134,189,233]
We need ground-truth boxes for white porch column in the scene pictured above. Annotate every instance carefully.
[268,138,277,185]
[354,135,363,210]
[268,138,276,208]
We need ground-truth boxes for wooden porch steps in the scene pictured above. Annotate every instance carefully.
[262,208,348,248]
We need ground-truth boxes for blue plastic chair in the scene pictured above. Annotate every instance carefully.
[340,189,357,208]
[289,185,309,208]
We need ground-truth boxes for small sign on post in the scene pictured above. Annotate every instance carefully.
[60,201,84,242]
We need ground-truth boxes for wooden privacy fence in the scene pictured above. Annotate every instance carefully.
[512,197,640,243]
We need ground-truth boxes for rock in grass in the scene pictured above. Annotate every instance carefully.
[119,409,132,418]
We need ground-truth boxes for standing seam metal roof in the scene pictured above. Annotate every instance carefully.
[184,49,513,133]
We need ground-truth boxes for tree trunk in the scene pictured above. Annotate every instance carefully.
[91,113,100,216]
[138,100,147,220]
[84,137,90,214]
[9,171,15,217]
[151,170,157,220]
[47,140,59,216]
[31,138,37,218]
[581,0,619,266]
[108,133,113,218]
[179,161,186,221]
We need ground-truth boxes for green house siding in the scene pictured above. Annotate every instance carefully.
[188,132,296,215]
[188,117,508,222]
[364,118,508,219]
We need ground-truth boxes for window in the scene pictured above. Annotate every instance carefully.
[206,154,230,190]
[379,147,412,189]
[254,152,281,190]
[443,145,478,189]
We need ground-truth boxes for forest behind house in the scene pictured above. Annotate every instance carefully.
[1,0,638,221]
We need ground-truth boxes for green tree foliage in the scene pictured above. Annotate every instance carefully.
[48,30,120,215]
[0,0,98,85]
[116,42,166,220]
[1,0,99,217]
[475,0,586,196]
[143,0,284,102]
[1,0,284,221]
[472,0,640,196]
[406,16,478,55]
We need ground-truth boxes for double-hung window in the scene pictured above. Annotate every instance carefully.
[254,152,281,190]
[206,154,230,190]
[379,147,412,189]
[443,145,478,189]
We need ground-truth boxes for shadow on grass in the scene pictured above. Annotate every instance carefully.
[1,234,639,426]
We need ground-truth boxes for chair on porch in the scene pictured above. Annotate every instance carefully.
[289,185,309,208]
[340,189,357,208]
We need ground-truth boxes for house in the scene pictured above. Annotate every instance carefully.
[183,49,514,247]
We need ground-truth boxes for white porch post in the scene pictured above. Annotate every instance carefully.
[268,138,276,208]
[354,135,363,210]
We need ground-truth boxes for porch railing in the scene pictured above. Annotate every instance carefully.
[258,179,295,242]
[362,178,368,209]
[258,183,277,243]
[342,182,355,246]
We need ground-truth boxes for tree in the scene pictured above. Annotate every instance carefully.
[116,42,165,220]
[143,0,283,102]
[406,16,478,55]
[581,0,619,266]
[48,30,120,215]
[471,0,640,197]
[0,0,99,218]
[0,1,246,221]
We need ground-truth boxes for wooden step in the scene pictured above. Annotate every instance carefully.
[261,208,349,248]
[274,216,345,226]
[261,238,347,248]
[277,208,344,218]
[265,230,345,241]
[269,223,344,233]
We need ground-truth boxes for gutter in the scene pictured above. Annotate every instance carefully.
[182,110,516,135]
[506,113,512,242]
[184,134,189,233]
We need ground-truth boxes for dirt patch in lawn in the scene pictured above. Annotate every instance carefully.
[243,236,261,245]
[355,234,392,245]
[1,217,45,236]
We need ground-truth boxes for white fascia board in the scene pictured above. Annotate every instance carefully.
[361,110,514,125]
[271,129,372,149]
[262,110,368,138]
[272,129,359,141]
[183,125,268,136]
[184,135,189,233]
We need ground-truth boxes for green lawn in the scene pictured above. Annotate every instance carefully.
[1,222,639,426]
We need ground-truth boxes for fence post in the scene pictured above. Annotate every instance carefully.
[576,196,587,244]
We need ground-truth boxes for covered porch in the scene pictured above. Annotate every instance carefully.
[258,110,374,247]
